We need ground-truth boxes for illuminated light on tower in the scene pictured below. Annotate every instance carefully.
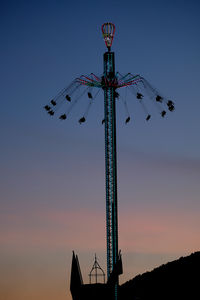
[102,22,115,51]
[44,23,175,300]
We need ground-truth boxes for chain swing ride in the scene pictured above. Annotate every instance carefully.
[44,23,174,300]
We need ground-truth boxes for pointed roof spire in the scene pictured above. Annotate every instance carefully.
[70,251,83,294]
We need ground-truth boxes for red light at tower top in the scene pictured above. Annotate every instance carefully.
[102,23,115,51]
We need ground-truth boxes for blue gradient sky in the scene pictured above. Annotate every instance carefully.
[1,1,200,300]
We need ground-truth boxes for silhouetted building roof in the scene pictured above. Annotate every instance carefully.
[70,251,123,300]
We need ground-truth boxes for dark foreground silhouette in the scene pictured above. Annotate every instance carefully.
[120,251,200,300]
[71,251,200,300]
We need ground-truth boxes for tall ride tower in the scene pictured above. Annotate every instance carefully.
[102,23,119,281]
[44,22,175,300]
[102,23,119,300]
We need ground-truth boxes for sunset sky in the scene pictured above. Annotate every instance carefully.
[1,1,200,300]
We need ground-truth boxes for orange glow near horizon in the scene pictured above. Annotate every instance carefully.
[1,207,200,300]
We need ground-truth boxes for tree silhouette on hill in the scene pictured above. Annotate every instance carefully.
[120,252,200,300]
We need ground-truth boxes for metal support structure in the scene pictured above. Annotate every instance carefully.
[89,254,105,284]
[103,51,118,287]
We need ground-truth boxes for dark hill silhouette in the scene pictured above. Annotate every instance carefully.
[120,251,200,300]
